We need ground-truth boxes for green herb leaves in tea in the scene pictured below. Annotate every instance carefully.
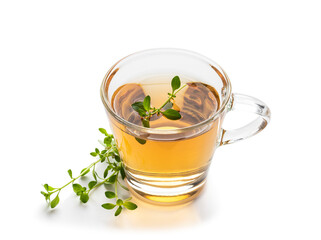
[131,76,187,144]
[41,128,136,217]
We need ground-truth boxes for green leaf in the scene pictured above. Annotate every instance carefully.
[163,101,173,110]
[99,128,108,136]
[90,152,97,157]
[120,165,126,180]
[104,136,112,146]
[123,201,137,210]
[92,171,97,181]
[143,95,151,111]
[72,183,83,194]
[80,168,90,176]
[162,109,181,120]
[88,181,97,189]
[135,137,146,145]
[43,184,55,191]
[115,206,122,216]
[101,150,107,154]
[131,102,146,116]
[108,175,117,184]
[105,191,116,199]
[80,192,89,203]
[101,203,116,210]
[116,199,123,206]
[50,194,60,208]
[142,118,150,128]
[114,155,121,162]
[95,148,100,153]
[171,76,181,92]
[40,191,50,201]
[103,168,109,178]
[67,169,73,179]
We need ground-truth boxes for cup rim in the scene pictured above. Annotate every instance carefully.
[100,48,232,135]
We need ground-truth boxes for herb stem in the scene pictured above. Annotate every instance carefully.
[50,158,103,194]
[151,84,187,114]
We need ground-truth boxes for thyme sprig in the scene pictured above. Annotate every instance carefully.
[131,76,187,126]
[41,128,137,216]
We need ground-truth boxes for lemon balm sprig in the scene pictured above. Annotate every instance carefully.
[131,76,187,126]
[41,128,137,216]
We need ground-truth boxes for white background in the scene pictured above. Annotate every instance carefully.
[1,0,320,239]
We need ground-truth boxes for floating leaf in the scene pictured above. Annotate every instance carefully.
[142,119,150,128]
[162,109,181,120]
[123,201,137,210]
[135,137,146,145]
[171,76,181,92]
[143,95,151,111]
[131,102,146,116]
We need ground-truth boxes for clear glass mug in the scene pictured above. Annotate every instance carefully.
[100,48,271,205]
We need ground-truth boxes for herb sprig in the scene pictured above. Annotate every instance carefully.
[131,76,186,127]
[41,128,137,216]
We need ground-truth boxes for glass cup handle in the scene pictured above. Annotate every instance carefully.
[220,93,271,146]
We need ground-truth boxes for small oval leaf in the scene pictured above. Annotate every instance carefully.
[162,109,181,120]
[88,181,97,189]
[116,199,123,206]
[171,76,181,92]
[143,95,151,111]
[101,203,116,210]
[80,168,90,176]
[90,152,97,157]
[80,193,89,203]
[105,191,116,199]
[123,201,137,210]
[99,128,108,136]
[50,194,60,208]
[115,206,122,216]
[67,169,73,179]
[72,183,83,194]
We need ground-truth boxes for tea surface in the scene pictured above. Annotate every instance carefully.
[111,76,220,129]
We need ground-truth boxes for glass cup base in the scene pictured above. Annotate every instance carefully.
[125,167,208,205]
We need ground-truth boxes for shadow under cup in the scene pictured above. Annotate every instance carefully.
[100,49,270,205]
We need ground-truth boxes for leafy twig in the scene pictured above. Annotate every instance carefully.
[131,76,186,126]
[41,128,137,216]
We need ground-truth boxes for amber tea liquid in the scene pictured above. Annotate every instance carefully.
[110,76,222,204]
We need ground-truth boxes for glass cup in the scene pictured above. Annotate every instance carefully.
[100,48,271,205]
